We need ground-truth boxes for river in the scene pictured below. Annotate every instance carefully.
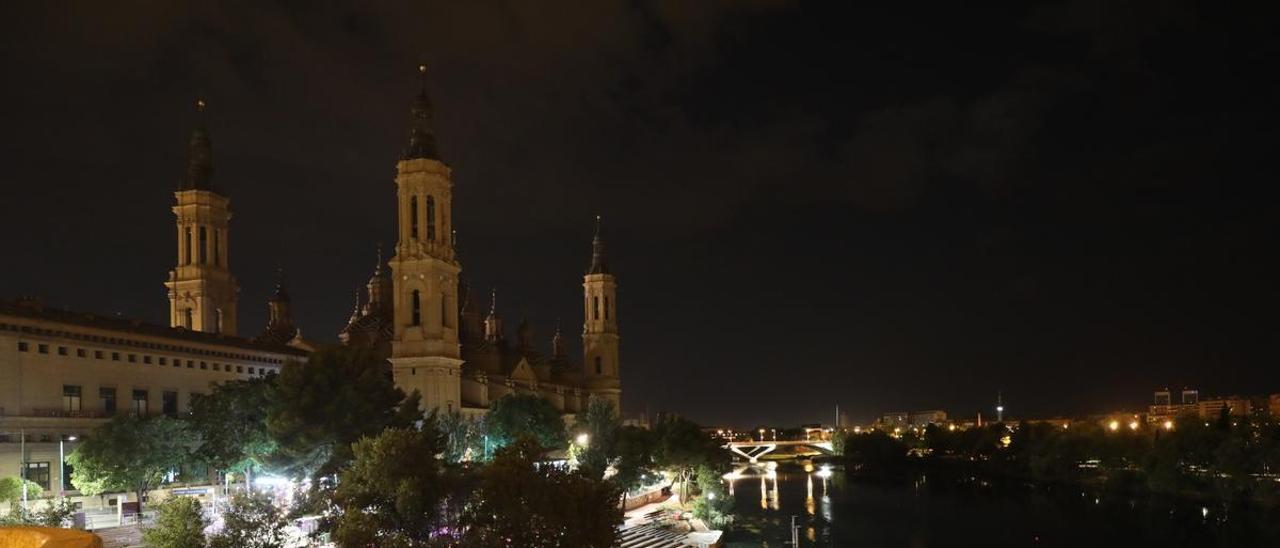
[721,461,1280,547]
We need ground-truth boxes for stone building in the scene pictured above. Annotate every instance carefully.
[340,66,622,418]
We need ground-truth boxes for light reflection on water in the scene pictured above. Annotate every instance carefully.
[723,461,1280,548]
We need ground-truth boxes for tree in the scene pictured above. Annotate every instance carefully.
[612,426,658,498]
[438,410,486,463]
[459,436,620,547]
[691,464,732,529]
[143,496,208,548]
[331,421,455,547]
[574,397,621,479]
[67,415,193,513]
[653,416,722,502]
[267,346,422,478]
[189,376,277,483]
[0,498,75,528]
[485,393,566,450]
[0,476,43,506]
[208,491,289,548]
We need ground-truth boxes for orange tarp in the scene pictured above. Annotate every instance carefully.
[0,527,103,548]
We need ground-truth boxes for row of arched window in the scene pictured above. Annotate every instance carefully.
[181,225,223,267]
[408,290,453,328]
[408,195,439,241]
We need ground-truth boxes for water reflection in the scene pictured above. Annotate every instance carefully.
[724,461,1280,547]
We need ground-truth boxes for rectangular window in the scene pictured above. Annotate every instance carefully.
[236,365,243,373]
[604,297,610,320]
[248,367,256,375]
[199,226,208,264]
[143,356,152,364]
[200,362,207,370]
[100,387,116,415]
[38,344,48,354]
[593,296,600,320]
[17,342,28,352]
[132,390,148,417]
[158,357,167,365]
[25,462,50,491]
[111,352,119,361]
[62,385,82,413]
[213,229,220,266]
[187,360,194,368]
[58,346,68,356]
[128,354,136,363]
[162,391,178,417]
[94,350,103,359]
[76,348,86,358]
[184,227,192,264]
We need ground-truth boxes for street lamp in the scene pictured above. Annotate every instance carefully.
[59,435,77,492]
[759,428,765,441]
[575,433,590,447]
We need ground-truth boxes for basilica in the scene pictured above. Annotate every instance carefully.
[166,66,621,418]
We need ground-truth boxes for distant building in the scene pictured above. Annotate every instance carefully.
[908,410,947,426]
[879,412,909,429]
[1148,388,1253,423]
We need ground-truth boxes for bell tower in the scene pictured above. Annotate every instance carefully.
[582,216,620,410]
[388,65,464,414]
[165,99,238,335]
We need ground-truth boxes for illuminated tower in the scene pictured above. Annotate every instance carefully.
[582,216,621,410]
[996,391,1005,423]
[388,65,463,414]
[165,99,238,335]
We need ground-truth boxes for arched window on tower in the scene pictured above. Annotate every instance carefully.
[410,196,419,239]
[183,308,193,329]
[604,297,610,320]
[426,195,437,241]
[411,290,422,326]
[441,294,451,328]
[593,296,600,320]
[595,356,603,375]
[213,229,220,266]
[183,227,192,265]
[199,227,208,264]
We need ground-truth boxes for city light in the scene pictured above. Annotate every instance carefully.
[1163,420,1174,431]
[816,465,833,479]
[948,424,956,432]
[575,433,589,447]
[1128,421,1139,431]
[1108,420,1120,432]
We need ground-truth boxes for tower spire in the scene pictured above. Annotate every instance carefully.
[588,215,609,274]
[182,98,215,191]
[402,64,441,161]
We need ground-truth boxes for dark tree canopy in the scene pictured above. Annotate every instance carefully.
[485,393,567,450]
[267,346,422,478]
[188,375,276,475]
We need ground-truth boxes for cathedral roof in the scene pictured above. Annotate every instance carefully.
[0,297,307,357]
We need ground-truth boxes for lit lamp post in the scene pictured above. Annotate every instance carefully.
[59,435,77,493]
[758,428,765,442]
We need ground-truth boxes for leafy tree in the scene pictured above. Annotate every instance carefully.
[574,397,621,479]
[208,491,289,548]
[485,393,566,450]
[691,464,732,529]
[612,426,658,497]
[652,416,722,502]
[0,498,76,527]
[188,376,277,483]
[0,476,43,506]
[841,430,908,472]
[67,415,194,513]
[459,436,620,547]
[143,496,208,548]
[331,421,455,547]
[267,346,422,478]
[438,410,486,463]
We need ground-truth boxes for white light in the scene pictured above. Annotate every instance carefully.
[67,436,77,441]
[253,476,290,487]
[1202,507,1209,518]
[707,492,716,501]
[816,465,833,479]
[996,406,1004,413]
[575,433,589,446]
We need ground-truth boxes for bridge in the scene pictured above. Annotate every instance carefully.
[724,440,835,463]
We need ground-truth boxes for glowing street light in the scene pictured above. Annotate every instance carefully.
[1108,420,1120,432]
[1163,420,1174,431]
[575,433,590,447]
[1128,421,1139,431]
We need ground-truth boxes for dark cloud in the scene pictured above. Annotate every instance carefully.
[0,1,1277,427]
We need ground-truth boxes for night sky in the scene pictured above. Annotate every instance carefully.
[2,2,1277,427]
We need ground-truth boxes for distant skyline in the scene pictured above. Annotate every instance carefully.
[1,1,1277,427]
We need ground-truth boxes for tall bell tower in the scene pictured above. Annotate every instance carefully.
[165,100,238,335]
[582,216,621,410]
[388,65,464,414]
